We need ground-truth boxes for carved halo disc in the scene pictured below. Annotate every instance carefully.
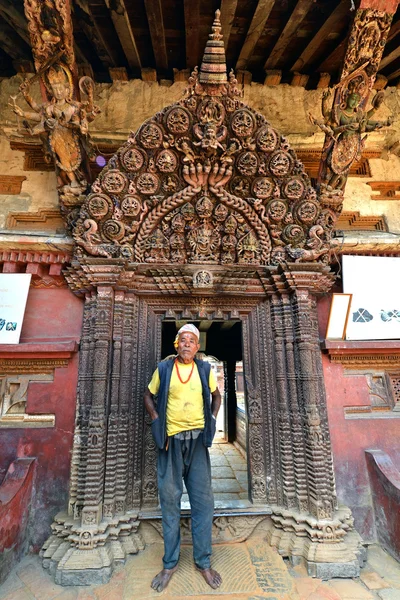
[156,149,178,173]
[237,151,259,176]
[87,193,113,219]
[252,177,275,200]
[256,126,279,153]
[101,170,128,194]
[231,109,256,137]
[282,177,306,200]
[268,151,293,177]
[136,173,160,195]
[293,200,319,225]
[121,195,142,217]
[138,122,163,149]
[165,107,191,134]
[120,147,145,172]
[266,199,288,222]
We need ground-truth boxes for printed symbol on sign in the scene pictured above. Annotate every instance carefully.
[381,309,400,322]
[352,308,373,323]
[6,322,17,331]
[0,319,5,331]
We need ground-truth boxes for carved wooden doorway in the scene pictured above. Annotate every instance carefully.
[45,12,364,584]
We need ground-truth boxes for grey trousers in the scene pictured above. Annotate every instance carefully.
[157,432,214,570]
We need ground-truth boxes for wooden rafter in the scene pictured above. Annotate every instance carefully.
[317,36,348,73]
[104,0,141,70]
[184,0,200,69]
[379,46,400,71]
[236,0,275,71]
[220,0,238,50]
[144,0,168,72]
[264,0,315,70]
[85,0,122,68]
[291,1,350,72]
[0,0,29,45]
[0,14,31,61]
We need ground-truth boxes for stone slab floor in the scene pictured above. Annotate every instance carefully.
[1,540,400,600]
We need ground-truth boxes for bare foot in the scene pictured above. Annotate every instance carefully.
[151,565,178,592]
[195,566,222,589]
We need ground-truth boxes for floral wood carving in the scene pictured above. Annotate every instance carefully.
[73,12,336,266]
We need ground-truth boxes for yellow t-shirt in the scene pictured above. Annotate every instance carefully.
[148,362,217,437]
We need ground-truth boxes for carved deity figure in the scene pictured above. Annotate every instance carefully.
[11,65,99,192]
[310,82,392,190]
[188,222,220,263]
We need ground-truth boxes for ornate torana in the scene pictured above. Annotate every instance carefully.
[74,12,334,266]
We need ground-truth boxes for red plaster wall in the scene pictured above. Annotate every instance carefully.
[0,286,84,551]
[318,297,400,542]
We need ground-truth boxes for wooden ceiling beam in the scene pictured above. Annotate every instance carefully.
[236,0,275,71]
[0,1,29,45]
[104,0,141,70]
[78,1,121,68]
[317,36,347,73]
[0,14,30,61]
[184,0,200,69]
[144,0,168,72]
[264,0,315,70]
[291,2,350,72]
[387,67,400,81]
[220,0,238,50]
[379,46,400,71]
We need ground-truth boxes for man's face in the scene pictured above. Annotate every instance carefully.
[177,332,200,363]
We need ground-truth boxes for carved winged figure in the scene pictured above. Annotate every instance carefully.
[310,81,393,190]
[10,65,100,192]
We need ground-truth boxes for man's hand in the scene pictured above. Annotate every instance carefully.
[144,387,158,421]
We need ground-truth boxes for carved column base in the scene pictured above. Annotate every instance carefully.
[264,506,367,579]
[40,512,145,586]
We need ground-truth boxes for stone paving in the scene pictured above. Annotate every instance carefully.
[1,540,400,600]
[181,441,250,509]
[1,442,400,600]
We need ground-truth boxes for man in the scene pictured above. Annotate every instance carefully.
[144,324,222,592]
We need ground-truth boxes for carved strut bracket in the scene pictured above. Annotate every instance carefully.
[311,6,395,229]
[9,0,100,230]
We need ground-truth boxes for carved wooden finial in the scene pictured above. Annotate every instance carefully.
[199,8,228,85]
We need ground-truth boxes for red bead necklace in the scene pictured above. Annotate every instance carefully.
[175,358,195,384]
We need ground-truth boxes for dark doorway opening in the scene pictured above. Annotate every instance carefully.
[161,320,250,508]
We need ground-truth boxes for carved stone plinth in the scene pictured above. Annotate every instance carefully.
[40,512,144,586]
[264,506,366,579]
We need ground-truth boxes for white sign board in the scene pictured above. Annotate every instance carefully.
[343,255,400,340]
[0,274,31,344]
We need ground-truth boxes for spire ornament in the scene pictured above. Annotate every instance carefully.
[199,9,228,86]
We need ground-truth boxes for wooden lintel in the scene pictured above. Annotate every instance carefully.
[264,0,315,70]
[367,181,400,200]
[236,0,275,71]
[184,0,200,70]
[105,0,141,70]
[144,0,168,72]
[220,0,238,50]
[291,1,350,72]
[220,321,235,331]
[199,321,213,331]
